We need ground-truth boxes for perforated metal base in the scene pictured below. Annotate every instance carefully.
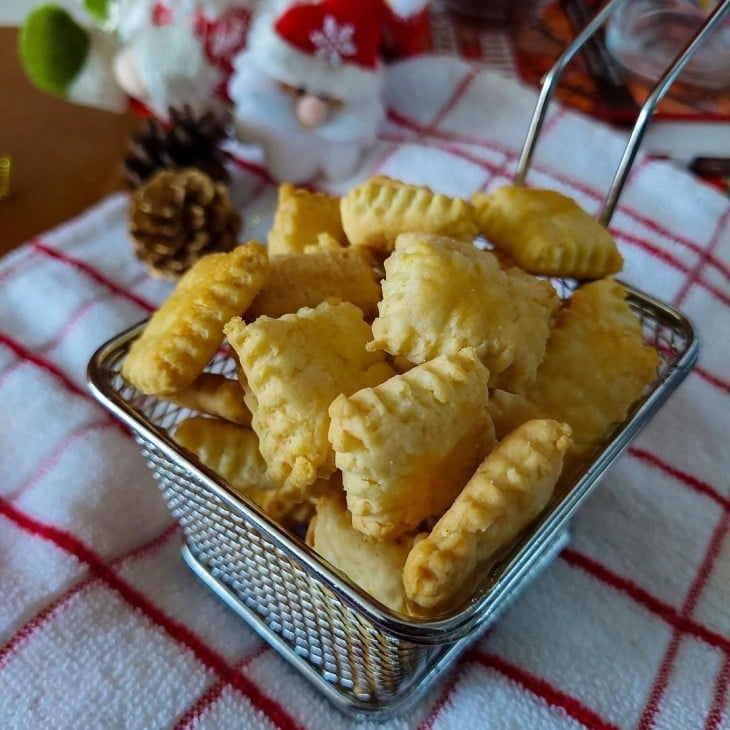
[181,529,571,719]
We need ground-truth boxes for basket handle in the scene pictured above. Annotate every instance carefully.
[514,0,730,226]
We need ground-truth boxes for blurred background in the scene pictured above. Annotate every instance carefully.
[0,0,140,254]
[1,1,78,25]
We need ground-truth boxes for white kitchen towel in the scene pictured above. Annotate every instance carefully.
[1,55,729,730]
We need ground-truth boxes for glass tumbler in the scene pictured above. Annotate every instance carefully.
[604,0,730,90]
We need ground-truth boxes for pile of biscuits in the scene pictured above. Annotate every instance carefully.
[121,175,660,616]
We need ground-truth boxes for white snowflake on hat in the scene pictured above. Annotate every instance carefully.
[311,15,357,66]
[245,0,384,103]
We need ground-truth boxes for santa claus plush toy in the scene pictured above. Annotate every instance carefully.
[228,0,430,183]
[20,0,429,126]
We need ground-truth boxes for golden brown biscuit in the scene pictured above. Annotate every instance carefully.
[224,300,394,498]
[502,265,562,392]
[173,415,325,527]
[161,372,251,426]
[173,416,274,490]
[245,248,381,321]
[340,176,478,253]
[267,183,346,255]
[369,233,559,391]
[403,419,572,611]
[329,347,496,540]
[303,232,346,253]
[243,486,314,526]
[488,278,660,445]
[472,185,623,279]
[244,475,338,528]
[306,492,416,614]
[122,244,269,395]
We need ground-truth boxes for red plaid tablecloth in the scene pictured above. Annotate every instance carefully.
[1,54,729,729]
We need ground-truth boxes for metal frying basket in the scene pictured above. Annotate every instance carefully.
[87,1,722,718]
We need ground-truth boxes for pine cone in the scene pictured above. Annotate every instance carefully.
[129,167,242,279]
[123,105,232,190]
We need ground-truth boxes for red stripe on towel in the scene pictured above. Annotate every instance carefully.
[561,549,730,653]
[629,447,729,509]
[371,67,481,184]
[229,156,276,185]
[31,240,156,313]
[674,207,730,308]
[706,652,730,730]
[0,247,41,285]
[417,662,467,730]
[6,419,113,501]
[0,497,303,730]
[0,330,129,436]
[172,644,269,730]
[0,331,91,400]
[470,650,621,730]
[37,271,150,357]
[638,508,730,729]
[695,366,730,396]
[0,521,178,669]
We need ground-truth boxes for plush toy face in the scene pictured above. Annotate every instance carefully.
[224,0,435,183]
[228,49,384,182]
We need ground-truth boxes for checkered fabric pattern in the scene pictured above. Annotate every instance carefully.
[428,8,519,78]
[1,55,729,729]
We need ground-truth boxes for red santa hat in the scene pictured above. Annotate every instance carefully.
[247,0,385,103]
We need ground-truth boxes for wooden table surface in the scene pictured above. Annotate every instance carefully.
[0,26,140,257]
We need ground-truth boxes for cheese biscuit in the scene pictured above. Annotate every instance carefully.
[403,419,572,610]
[267,183,346,255]
[307,492,416,614]
[329,347,495,539]
[225,300,394,498]
[370,233,559,391]
[122,243,269,395]
[340,176,477,253]
[488,278,660,445]
[246,248,381,321]
[472,185,623,279]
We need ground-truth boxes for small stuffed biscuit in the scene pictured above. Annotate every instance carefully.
[246,487,315,527]
[488,278,660,445]
[174,416,275,491]
[303,232,346,253]
[267,183,346,255]
[370,233,559,391]
[306,492,416,614]
[245,248,381,321]
[225,300,394,498]
[175,416,332,527]
[500,265,562,392]
[161,372,251,426]
[122,243,269,395]
[329,347,496,540]
[340,176,477,253]
[245,475,337,528]
[472,185,623,279]
[403,419,572,611]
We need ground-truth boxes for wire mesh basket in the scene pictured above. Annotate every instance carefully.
[86,0,725,718]
[88,282,697,719]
